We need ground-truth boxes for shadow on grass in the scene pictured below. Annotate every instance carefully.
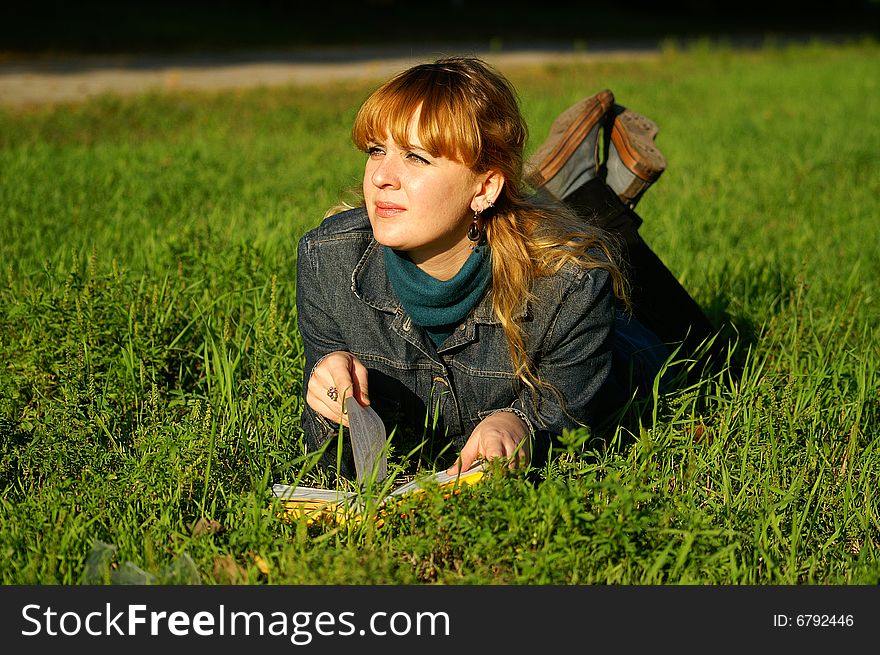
[559,261,802,463]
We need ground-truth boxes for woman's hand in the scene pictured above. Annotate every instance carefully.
[447,411,530,475]
[306,351,369,427]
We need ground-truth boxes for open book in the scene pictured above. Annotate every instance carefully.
[272,461,486,524]
[273,399,486,524]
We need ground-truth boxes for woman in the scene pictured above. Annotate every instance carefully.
[296,56,716,478]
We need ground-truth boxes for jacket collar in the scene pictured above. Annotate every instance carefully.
[351,238,400,314]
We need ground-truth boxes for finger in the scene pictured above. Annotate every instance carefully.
[307,362,350,427]
[519,436,531,466]
[307,381,350,427]
[482,440,505,463]
[508,437,530,469]
[322,355,356,400]
[452,439,480,475]
[324,355,359,424]
[350,357,370,406]
[306,375,334,416]
[445,457,464,477]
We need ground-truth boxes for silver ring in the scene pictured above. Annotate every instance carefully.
[326,386,338,402]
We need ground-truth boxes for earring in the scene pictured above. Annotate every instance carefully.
[467,211,481,243]
[468,200,493,247]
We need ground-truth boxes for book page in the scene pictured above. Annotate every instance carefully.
[388,461,486,497]
[271,485,357,503]
[272,461,486,513]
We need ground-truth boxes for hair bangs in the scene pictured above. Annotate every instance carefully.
[352,66,482,167]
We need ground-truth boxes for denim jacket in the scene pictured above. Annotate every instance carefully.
[296,207,628,473]
[296,208,615,472]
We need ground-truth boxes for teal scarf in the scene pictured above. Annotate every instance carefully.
[384,245,491,346]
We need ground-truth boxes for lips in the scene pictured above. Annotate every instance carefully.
[374,201,405,218]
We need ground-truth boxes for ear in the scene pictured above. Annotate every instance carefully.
[471,169,506,212]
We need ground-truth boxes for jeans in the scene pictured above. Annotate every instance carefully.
[565,178,718,375]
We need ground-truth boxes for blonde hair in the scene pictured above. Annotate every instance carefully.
[345,57,627,398]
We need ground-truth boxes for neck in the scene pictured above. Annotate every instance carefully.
[406,237,473,281]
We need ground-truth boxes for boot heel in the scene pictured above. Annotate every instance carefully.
[605,106,667,208]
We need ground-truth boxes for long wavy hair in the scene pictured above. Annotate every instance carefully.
[341,56,627,398]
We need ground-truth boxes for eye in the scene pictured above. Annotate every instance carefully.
[406,151,430,165]
[366,145,385,158]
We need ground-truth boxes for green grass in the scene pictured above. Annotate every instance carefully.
[1,39,878,584]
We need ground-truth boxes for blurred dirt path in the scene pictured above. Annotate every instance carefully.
[0,43,659,108]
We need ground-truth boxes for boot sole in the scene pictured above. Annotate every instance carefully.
[528,89,615,187]
[610,107,667,181]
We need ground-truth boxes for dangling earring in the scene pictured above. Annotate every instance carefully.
[468,200,493,248]
[467,211,481,244]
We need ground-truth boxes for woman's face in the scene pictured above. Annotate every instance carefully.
[363,107,492,275]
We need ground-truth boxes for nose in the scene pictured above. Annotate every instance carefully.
[369,154,401,189]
